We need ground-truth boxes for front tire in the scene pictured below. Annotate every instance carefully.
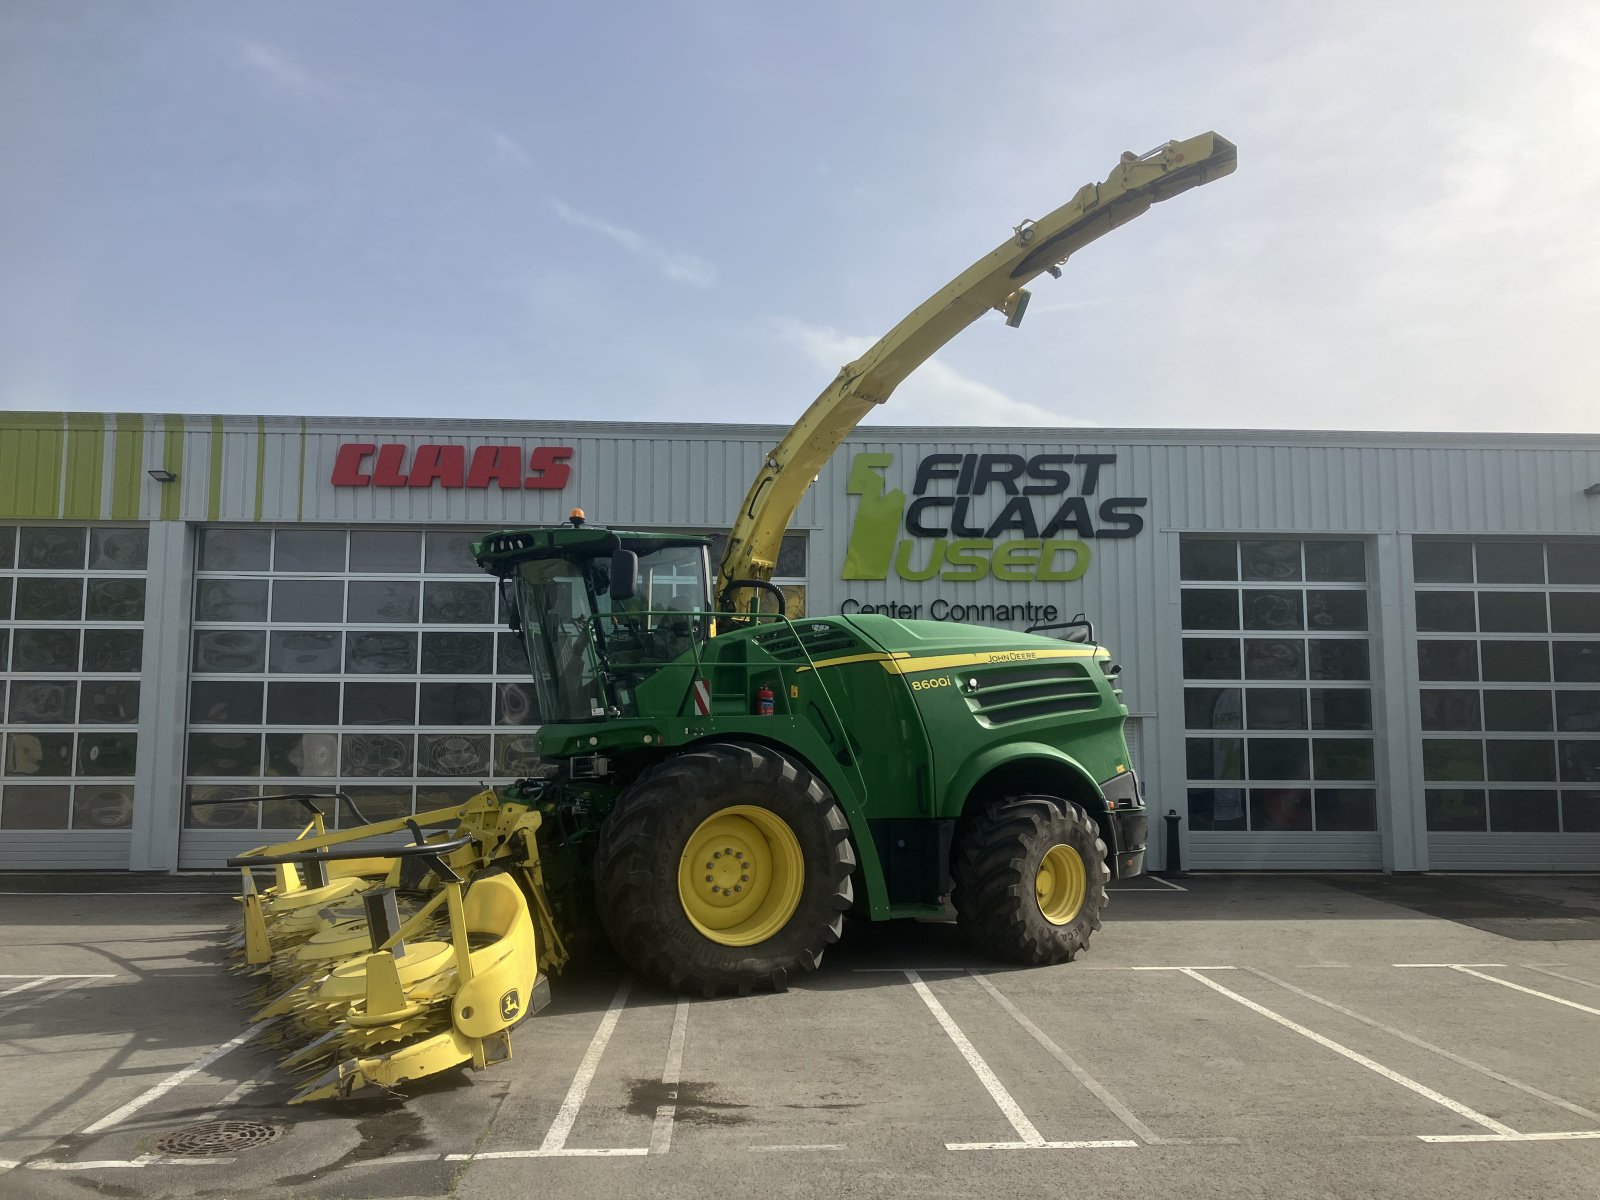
[593,743,856,995]
[951,795,1109,965]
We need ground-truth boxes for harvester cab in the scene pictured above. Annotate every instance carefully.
[482,522,718,724]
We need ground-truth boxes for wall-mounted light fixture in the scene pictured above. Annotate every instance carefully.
[147,468,178,484]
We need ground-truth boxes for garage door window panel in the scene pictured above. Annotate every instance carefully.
[1488,790,1560,832]
[187,526,555,833]
[1426,788,1487,831]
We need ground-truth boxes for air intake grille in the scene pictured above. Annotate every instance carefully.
[753,623,861,663]
[961,661,1101,726]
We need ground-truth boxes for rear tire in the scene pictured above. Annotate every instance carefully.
[951,795,1109,965]
[593,743,856,995]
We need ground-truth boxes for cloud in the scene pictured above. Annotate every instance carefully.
[487,130,532,169]
[549,198,715,287]
[235,38,326,98]
[773,318,1089,427]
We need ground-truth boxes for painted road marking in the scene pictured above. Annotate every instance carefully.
[966,969,1168,1145]
[0,975,111,1022]
[1521,965,1600,993]
[1418,1131,1600,1144]
[1443,966,1600,1017]
[536,976,634,1155]
[648,997,691,1155]
[80,1027,260,1135]
[902,969,1135,1152]
[1243,967,1600,1125]
[1147,875,1189,892]
[1177,968,1520,1138]
[0,978,56,1000]
[449,977,657,1161]
[1128,965,1237,971]
[446,1148,650,1160]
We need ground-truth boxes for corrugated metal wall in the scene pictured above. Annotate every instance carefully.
[4,412,1599,872]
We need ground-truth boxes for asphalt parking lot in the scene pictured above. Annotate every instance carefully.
[3,872,1599,1200]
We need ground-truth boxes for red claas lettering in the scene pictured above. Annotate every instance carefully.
[331,443,574,490]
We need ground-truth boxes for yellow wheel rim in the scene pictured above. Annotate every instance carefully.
[677,805,804,947]
[1035,843,1087,926]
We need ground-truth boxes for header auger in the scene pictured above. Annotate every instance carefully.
[217,133,1234,1101]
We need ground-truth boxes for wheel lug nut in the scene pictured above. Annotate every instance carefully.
[735,852,743,860]
[705,875,714,882]
[713,851,721,859]
[741,874,749,882]
[705,861,714,869]
[733,885,742,892]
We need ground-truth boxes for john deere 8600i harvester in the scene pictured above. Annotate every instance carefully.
[224,132,1236,1101]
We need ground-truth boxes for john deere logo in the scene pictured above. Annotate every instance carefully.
[842,451,1146,582]
[499,989,521,1022]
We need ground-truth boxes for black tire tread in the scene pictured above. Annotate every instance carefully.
[593,742,855,996]
[950,794,1110,965]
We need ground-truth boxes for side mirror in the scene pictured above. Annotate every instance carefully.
[609,549,639,602]
[497,578,522,635]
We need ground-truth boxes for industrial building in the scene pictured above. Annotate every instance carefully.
[1,412,1596,873]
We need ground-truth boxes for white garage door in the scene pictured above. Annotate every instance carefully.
[178,526,540,867]
[1412,538,1600,870]
[0,524,148,869]
[1177,536,1383,870]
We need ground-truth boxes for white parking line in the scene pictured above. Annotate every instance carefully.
[21,1158,233,1170]
[648,998,690,1155]
[1418,1131,1600,1144]
[902,969,1135,1152]
[0,975,110,1022]
[1243,967,1600,1125]
[446,1148,650,1160]
[0,978,55,1000]
[536,977,633,1155]
[1146,875,1189,892]
[965,970,1165,1145]
[1177,968,1520,1138]
[1446,966,1600,1017]
[80,1027,260,1135]
[1521,965,1600,993]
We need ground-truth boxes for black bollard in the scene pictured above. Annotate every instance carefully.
[1160,808,1185,878]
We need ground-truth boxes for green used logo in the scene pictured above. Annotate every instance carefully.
[842,451,1146,583]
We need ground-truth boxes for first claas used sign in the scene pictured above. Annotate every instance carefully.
[331,444,573,489]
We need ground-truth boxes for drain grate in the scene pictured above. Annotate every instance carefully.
[154,1120,284,1157]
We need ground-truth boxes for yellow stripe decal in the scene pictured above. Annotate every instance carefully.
[879,647,1105,675]
[794,650,908,674]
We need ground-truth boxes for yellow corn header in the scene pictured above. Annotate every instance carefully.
[222,791,567,1103]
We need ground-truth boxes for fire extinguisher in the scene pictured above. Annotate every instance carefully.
[755,683,775,716]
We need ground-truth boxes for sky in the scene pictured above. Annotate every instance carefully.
[3,2,1599,434]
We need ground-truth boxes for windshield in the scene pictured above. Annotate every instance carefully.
[515,557,606,723]
[511,543,711,723]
